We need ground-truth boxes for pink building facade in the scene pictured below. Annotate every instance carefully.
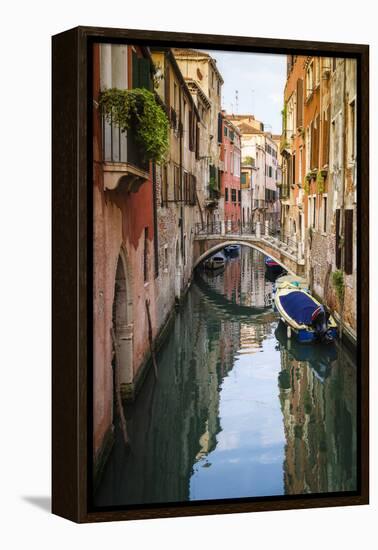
[221,116,241,225]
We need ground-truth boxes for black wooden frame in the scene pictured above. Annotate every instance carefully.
[52,26,369,523]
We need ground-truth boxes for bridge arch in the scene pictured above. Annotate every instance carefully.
[193,240,296,276]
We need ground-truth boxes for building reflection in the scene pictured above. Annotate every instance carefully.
[94,248,357,507]
[277,323,357,494]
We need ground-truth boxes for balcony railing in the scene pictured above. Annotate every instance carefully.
[252,199,267,210]
[102,115,149,173]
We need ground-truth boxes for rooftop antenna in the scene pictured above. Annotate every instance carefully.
[235,90,239,114]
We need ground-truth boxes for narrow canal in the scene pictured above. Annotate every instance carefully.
[94,246,357,507]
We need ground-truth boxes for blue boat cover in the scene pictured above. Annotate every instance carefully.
[278,291,318,325]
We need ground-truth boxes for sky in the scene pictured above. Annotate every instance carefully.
[204,50,286,135]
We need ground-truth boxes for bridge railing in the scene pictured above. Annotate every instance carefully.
[195,221,257,236]
[194,221,303,260]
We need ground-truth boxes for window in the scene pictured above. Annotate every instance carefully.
[306,126,311,172]
[238,190,241,203]
[161,164,168,206]
[163,245,168,272]
[322,107,330,167]
[306,61,314,99]
[311,116,320,170]
[298,148,302,185]
[231,189,236,202]
[225,187,229,202]
[144,227,149,282]
[315,58,320,87]
[344,210,354,275]
[309,196,316,229]
[240,172,247,185]
[296,78,304,128]
[174,82,178,111]
[224,125,228,137]
[189,174,197,206]
[234,151,240,177]
[292,154,296,186]
[331,119,336,169]
[322,195,327,233]
[174,165,181,201]
[183,171,189,204]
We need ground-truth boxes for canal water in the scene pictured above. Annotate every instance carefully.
[94,246,357,507]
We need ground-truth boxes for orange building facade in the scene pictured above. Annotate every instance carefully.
[281,55,357,341]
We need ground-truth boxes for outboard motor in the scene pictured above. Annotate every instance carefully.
[311,305,329,341]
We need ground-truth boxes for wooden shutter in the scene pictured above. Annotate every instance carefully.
[189,110,193,151]
[315,115,320,169]
[132,52,152,90]
[132,51,139,88]
[296,78,303,128]
[139,57,152,90]
[218,112,223,143]
[335,209,341,269]
[195,124,200,160]
[323,106,330,166]
[344,209,353,274]
[164,61,170,111]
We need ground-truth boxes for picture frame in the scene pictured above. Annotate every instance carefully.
[52,26,369,523]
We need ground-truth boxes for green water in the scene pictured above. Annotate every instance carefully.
[94,247,357,507]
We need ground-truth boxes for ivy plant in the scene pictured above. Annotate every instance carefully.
[332,270,345,303]
[99,88,169,163]
[316,170,325,194]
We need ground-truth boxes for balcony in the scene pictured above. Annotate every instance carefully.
[280,184,290,200]
[252,199,267,210]
[102,116,150,193]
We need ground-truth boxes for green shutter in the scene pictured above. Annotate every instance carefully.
[132,51,139,88]
[139,57,152,90]
[132,52,152,90]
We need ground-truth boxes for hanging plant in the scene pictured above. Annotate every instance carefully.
[332,270,345,303]
[316,170,325,194]
[99,88,169,163]
[304,179,310,194]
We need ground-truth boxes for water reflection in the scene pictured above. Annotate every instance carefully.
[94,247,357,507]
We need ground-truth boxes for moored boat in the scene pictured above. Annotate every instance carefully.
[203,253,225,271]
[274,283,337,343]
[265,256,284,280]
[275,274,309,291]
[224,244,240,257]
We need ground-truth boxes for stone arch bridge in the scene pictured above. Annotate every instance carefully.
[193,221,305,277]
